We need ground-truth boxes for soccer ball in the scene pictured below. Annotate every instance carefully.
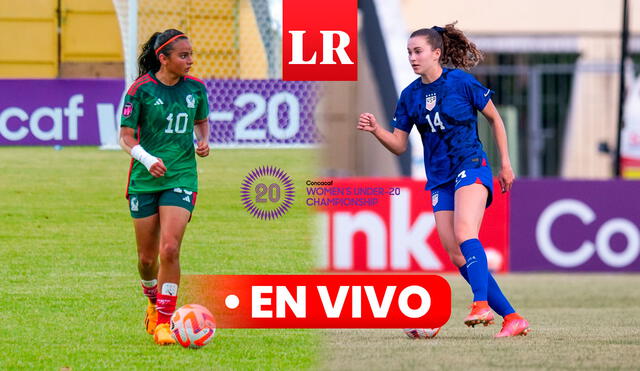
[170,304,216,349]
[485,247,504,272]
[403,328,441,339]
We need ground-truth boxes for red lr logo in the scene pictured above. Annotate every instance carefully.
[282,0,358,81]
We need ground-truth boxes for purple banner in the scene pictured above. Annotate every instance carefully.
[1,78,321,147]
[205,79,320,146]
[0,79,124,145]
[511,180,640,271]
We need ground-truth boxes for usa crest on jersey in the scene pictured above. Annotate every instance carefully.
[425,93,436,111]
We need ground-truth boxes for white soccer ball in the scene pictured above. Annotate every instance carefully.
[170,304,216,349]
[485,247,504,272]
[403,328,441,339]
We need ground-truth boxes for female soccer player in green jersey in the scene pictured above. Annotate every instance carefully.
[119,29,210,345]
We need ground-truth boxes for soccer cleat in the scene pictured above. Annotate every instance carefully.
[495,318,531,338]
[464,302,495,327]
[154,323,176,345]
[144,300,158,335]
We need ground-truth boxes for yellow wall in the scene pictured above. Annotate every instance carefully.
[0,0,267,79]
[0,0,58,77]
[0,0,123,78]
[136,0,235,77]
[238,0,267,78]
[60,0,123,62]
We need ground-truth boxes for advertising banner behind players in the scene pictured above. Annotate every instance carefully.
[0,79,320,147]
[206,79,320,147]
[313,178,509,272]
[0,79,123,146]
[511,180,640,271]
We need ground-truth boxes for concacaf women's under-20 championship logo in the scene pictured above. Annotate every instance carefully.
[241,166,295,220]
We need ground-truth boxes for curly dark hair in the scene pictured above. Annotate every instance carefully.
[410,22,483,70]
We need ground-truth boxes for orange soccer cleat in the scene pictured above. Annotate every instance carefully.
[144,300,158,335]
[495,316,531,338]
[153,323,176,345]
[464,301,495,327]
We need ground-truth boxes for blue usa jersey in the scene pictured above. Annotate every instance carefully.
[391,68,494,189]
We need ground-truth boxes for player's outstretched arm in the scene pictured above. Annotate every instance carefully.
[357,112,409,155]
[119,126,166,177]
[481,100,514,192]
[194,119,210,157]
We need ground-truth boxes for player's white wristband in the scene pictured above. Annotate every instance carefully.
[131,145,159,171]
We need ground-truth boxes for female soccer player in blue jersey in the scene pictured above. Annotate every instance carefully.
[358,23,529,337]
[119,29,210,345]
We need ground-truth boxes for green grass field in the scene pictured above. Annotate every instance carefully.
[320,274,640,370]
[0,147,319,370]
[2,147,640,370]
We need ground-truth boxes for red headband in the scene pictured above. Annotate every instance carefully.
[155,34,186,55]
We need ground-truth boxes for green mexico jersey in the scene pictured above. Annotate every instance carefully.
[121,72,209,194]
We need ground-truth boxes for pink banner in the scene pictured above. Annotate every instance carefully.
[312,178,509,272]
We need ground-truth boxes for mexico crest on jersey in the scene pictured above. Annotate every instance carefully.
[186,94,196,108]
[425,93,436,111]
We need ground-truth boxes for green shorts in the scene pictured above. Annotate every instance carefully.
[128,188,197,218]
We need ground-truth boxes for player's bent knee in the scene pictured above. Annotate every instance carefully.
[159,242,180,264]
[440,241,466,267]
[138,254,156,269]
[453,222,478,246]
[454,229,477,246]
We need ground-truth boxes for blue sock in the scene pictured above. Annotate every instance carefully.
[460,238,489,302]
[458,265,515,317]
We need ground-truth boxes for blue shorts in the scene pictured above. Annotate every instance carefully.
[430,166,493,212]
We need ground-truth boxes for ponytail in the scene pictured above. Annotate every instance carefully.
[137,29,188,78]
[137,32,161,78]
[410,22,483,70]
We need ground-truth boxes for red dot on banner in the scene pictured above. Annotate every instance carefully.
[225,294,240,309]
[407,294,424,310]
